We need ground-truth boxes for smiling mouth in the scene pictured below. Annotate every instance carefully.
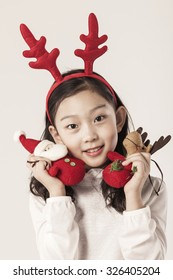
[83,145,104,156]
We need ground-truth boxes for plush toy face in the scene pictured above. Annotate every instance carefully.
[123,131,144,155]
[34,140,68,161]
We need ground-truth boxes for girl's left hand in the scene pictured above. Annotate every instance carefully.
[122,152,151,210]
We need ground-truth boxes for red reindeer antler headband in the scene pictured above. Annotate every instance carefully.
[20,13,117,123]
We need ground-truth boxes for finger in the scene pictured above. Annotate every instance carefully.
[127,156,150,175]
[127,152,151,160]
[27,160,40,166]
[30,161,49,176]
[26,160,41,172]
[27,154,35,161]
[42,161,50,170]
[122,152,151,166]
[28,154,52,167]
[26,160,35,171]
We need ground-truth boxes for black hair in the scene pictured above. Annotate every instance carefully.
[30,69,132,213]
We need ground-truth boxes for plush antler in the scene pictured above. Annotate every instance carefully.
[20,24,62,81]
[136,127,152,152]
[150,135,171,155]
[74,13,108,74]
[136,127,171,155]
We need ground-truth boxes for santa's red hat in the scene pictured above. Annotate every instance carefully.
[14,131,40,154]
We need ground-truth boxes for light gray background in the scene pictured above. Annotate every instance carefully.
[0,0,172,259]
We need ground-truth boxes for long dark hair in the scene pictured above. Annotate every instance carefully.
[30,69,131,213]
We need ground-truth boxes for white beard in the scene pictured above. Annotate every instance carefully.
[34,140,68,161]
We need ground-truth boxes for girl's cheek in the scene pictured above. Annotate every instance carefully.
[63,137,78,151]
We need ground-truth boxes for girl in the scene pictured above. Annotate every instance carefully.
[27,69,167,260]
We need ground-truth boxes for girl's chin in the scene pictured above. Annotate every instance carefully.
[85,159,109,171]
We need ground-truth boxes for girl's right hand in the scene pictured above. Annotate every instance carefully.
[27,154,66,197]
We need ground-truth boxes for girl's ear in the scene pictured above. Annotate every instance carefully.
[116,106,127,133]
[48,126,64,144]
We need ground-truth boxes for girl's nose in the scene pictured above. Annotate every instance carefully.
[82,124,98,143]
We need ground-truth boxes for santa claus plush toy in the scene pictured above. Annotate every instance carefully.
[14,131,85,186]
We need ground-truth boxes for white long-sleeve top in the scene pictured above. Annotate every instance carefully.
[29,168,167,260]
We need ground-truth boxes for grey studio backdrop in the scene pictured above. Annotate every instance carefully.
[0,0,172,259]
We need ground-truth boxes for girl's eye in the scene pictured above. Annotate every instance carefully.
[67,124,78,130]
[94,115,105,122]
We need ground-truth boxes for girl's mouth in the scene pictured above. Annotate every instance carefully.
[84,145,104,157]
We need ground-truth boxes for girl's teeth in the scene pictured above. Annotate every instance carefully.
[87,147,100,153]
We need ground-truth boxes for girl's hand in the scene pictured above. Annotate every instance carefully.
[27,154,66,197]
[122,152,151,211]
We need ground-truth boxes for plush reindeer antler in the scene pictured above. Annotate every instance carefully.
[75,13,108,74]
[150,135,171,155]
[136,127,171,155]
[20,24,62,81]
[20,14,108,81]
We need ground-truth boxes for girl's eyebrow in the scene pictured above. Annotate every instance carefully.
[60,104,106,121]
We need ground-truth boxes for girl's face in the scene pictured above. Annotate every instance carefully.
[49,90,126,169]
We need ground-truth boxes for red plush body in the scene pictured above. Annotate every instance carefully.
[15,132,86,186]
[103,151,133,188]
[48,156,85,186]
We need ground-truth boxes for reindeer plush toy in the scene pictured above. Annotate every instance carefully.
[103,127,171,189]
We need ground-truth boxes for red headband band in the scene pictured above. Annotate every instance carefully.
[20,13,117,123]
